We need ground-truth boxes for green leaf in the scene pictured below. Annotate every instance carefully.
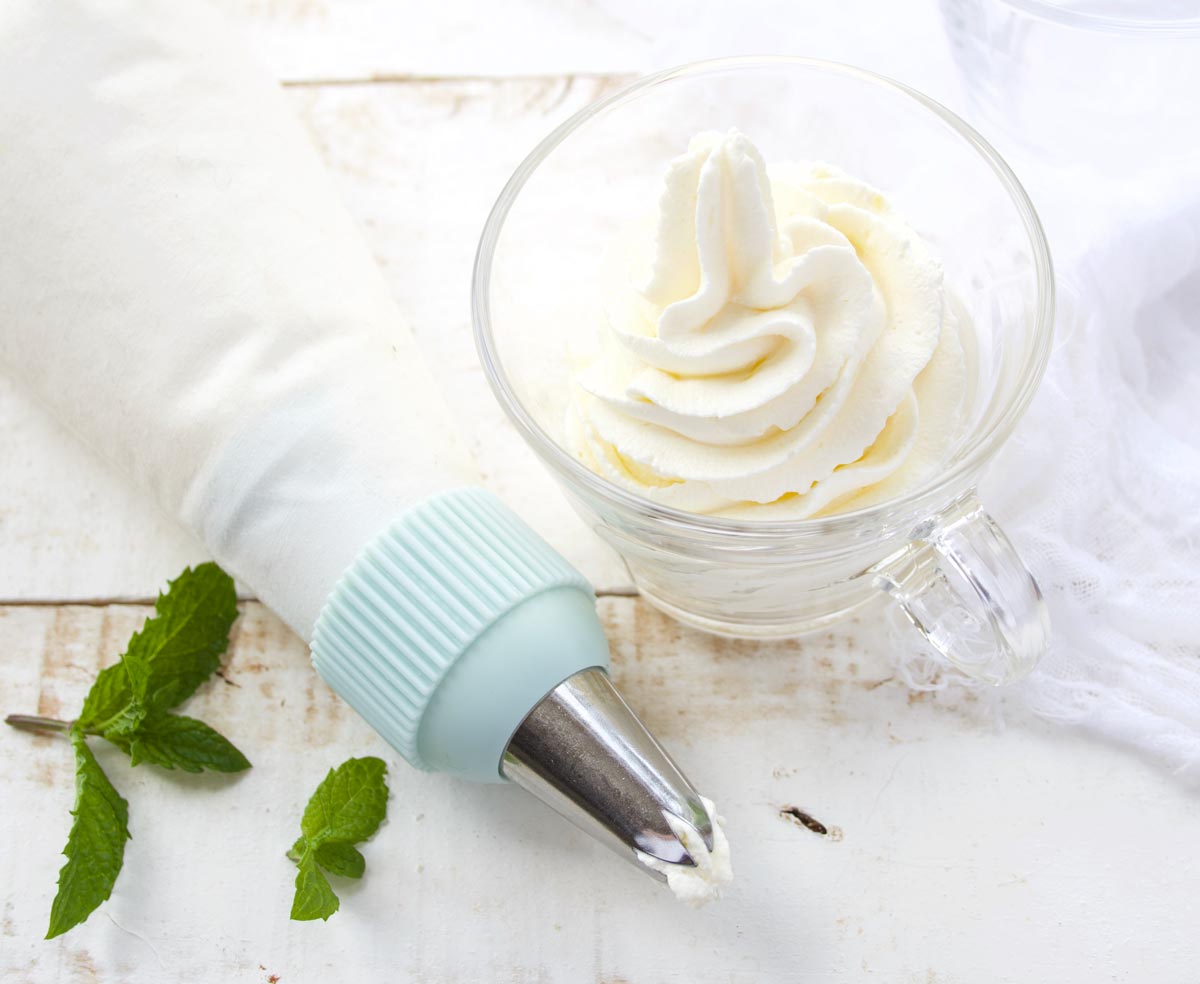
[120,563,239,713]
[98,702,148,741]
[290,853,340,921]
[77,663,133,733]
[77,563,237,733]
[111,712,250,774]
[287,838,365,878]
[46,731,131,939]
[289,756,388,921]
[314,843,365,880]
[300,757,389,845]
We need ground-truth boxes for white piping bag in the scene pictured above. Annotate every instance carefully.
[0,0,728,897]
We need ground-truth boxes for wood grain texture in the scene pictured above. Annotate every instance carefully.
[212,0,654,82]
[209,0,954,90]
[2,599,1197,982]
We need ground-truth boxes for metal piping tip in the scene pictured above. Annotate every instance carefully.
[501,667,714,881]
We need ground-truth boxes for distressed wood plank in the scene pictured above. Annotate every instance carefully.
[212,0,654,82]
[212,0,953,91]
[2,599,1197,982]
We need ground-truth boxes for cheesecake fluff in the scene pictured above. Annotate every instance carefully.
[637,796,733,907]
[568,129,967,518]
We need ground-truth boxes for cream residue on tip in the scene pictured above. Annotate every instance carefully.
[568,128,968,519]
[637,796,732,907]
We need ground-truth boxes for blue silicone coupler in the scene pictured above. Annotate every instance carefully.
[0,0,716,882]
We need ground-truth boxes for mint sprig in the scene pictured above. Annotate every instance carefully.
[288,757,389,921]
[5,563,250,938]
[45,731,131,940]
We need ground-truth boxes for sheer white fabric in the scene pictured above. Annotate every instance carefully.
[883,158,1200,776]
[990,169,1200,776]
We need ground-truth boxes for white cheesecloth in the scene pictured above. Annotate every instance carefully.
[988,166,1200,777]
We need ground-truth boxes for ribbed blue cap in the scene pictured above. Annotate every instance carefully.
[310,488,606,779]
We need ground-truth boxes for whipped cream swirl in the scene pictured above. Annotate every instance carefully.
[568,129,967,518]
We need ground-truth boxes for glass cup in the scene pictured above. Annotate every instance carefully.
[941,0,1200,178]
[473,57,1054,685]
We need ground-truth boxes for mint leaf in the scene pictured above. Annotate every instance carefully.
[289,757,388,921]
[77,663,132,732]
[286,839,365,879]
[98,703,148,742]
[301,757,389,845]
[77,564,237,733]
[108,712,250,774]
[46,731,131,939]
[313,843,366,880]
[291,855,340,921]
[120,562,239,713]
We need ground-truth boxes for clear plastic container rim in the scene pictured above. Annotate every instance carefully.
[471,56,1055,543]
[999,0,1200,36]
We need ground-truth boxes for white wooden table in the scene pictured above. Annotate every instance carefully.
[1,3,1197,981]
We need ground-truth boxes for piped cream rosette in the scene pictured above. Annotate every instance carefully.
[569,129,967,519]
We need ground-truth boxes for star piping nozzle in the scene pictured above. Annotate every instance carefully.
[309,487,715,883]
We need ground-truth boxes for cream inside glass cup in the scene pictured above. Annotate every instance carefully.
[473,58,1053,685]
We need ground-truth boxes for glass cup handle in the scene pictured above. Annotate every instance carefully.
[870,491,1050,685]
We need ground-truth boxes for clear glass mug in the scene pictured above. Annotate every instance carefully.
[940,0,1200,178]
[473,57,1054,685]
